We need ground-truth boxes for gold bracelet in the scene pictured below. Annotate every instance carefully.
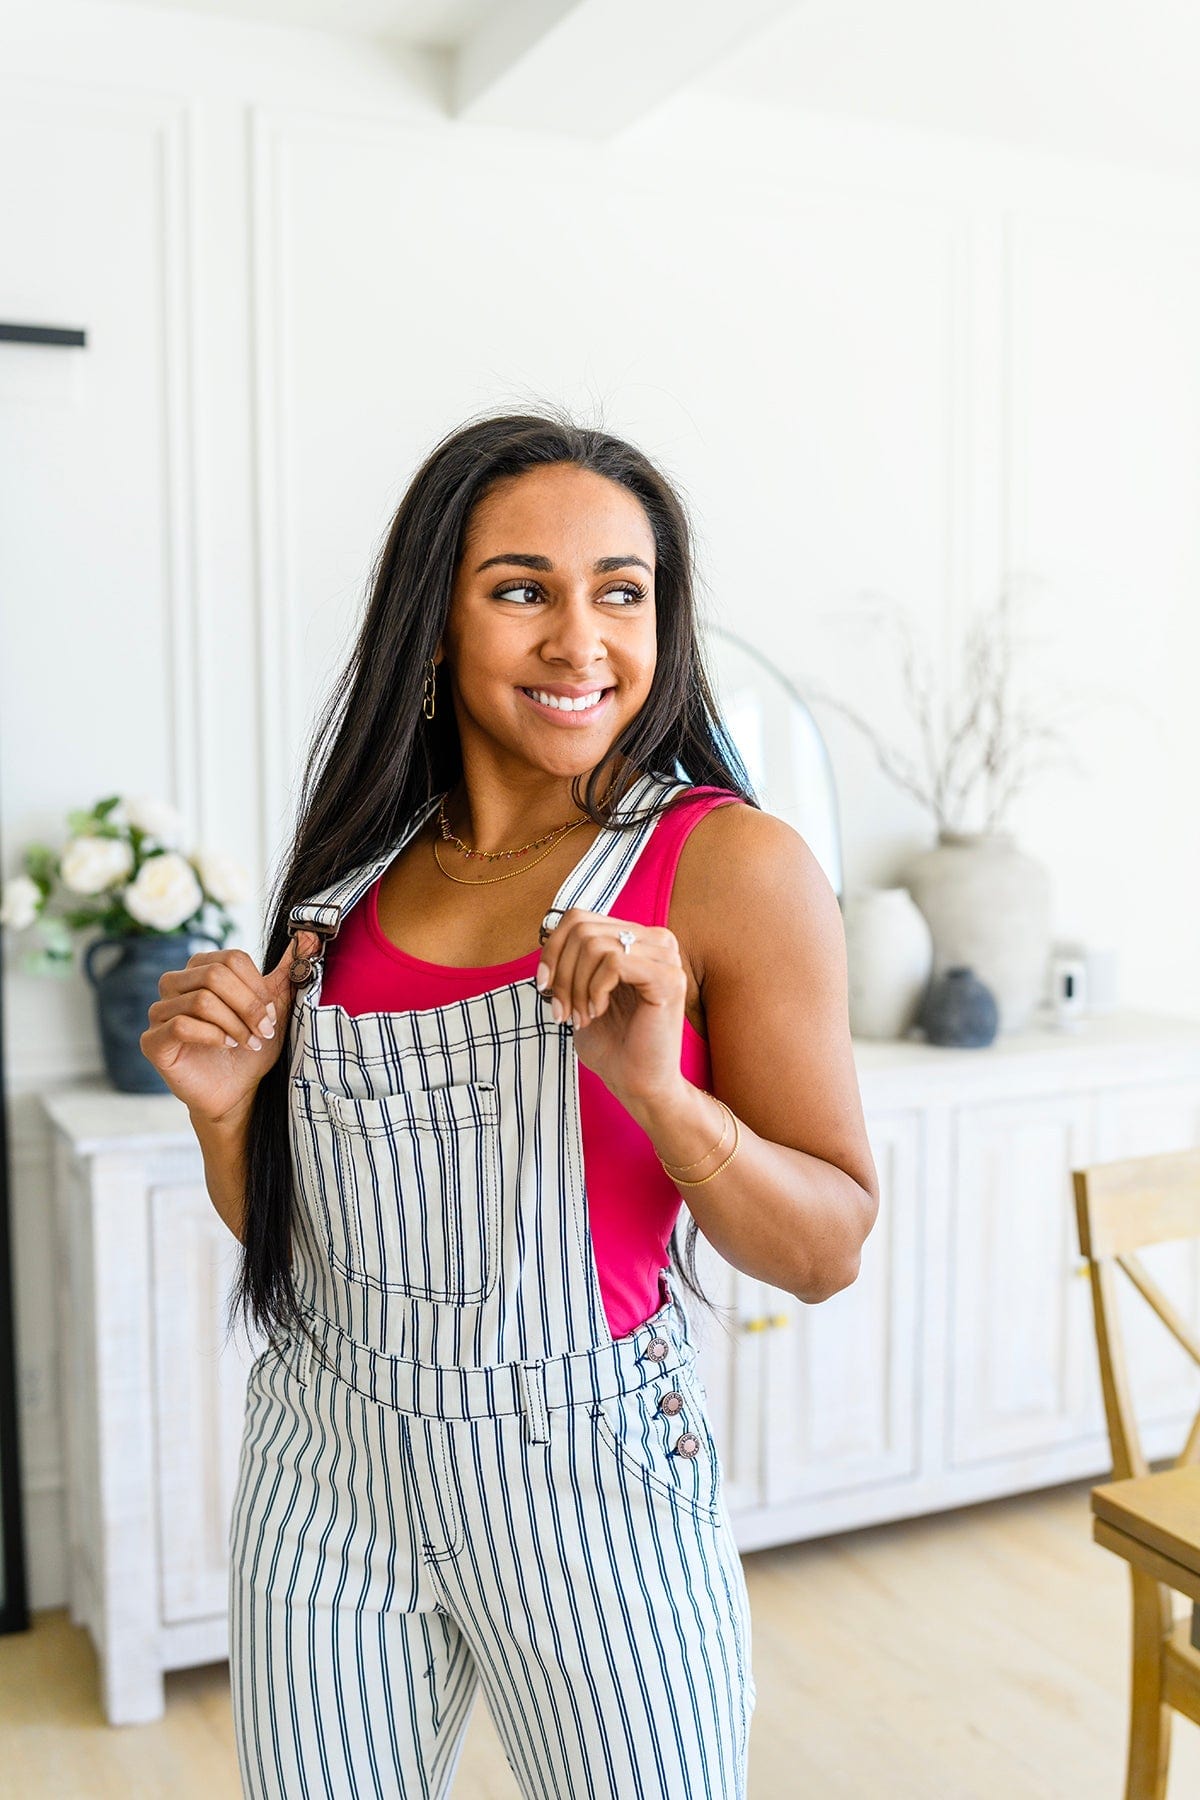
[662,1105,741,1187]
[659,1092,730,1172]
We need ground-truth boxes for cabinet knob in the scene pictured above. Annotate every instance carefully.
[1074,1257,1091,1278]
[741,1313,792,1332]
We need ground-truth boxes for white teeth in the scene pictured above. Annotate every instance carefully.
[524,688,607,712]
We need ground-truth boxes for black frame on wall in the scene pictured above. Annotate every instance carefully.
[0,818,30,1636]
[0,323,71,1633]
[0,323,85,348]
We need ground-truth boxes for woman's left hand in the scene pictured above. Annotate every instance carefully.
[536,910,688,1108]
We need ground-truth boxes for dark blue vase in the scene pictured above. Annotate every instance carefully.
[918,964,999,1048]
[84,932,221,1094]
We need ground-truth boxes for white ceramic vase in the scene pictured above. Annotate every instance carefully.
[899,830,1051,1034]
[841,886,934,1040]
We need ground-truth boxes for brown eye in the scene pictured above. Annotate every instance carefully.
[491,578,648,605]
[493,581,544,604]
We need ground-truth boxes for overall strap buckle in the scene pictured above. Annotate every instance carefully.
[287,903,342,986]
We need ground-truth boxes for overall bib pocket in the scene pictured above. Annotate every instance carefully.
[290,1075,501,1302]
[591,1359,724,1525]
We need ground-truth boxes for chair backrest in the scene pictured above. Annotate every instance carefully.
[1073,1147,1200,1482]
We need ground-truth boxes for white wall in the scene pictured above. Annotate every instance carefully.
[3,0,1200,1605]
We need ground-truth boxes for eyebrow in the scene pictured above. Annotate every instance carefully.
[474,553,653,575]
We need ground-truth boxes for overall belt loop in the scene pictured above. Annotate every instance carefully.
[516,1359,550,1444]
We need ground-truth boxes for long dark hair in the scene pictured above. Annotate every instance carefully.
[229,403,758,1355]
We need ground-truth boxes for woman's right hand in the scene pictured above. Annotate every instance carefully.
[140,931,322,1127]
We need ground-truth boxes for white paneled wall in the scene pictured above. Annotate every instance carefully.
[3,0,1200,1604]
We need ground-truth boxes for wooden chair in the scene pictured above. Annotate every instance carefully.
[1073,1146,1200,1800]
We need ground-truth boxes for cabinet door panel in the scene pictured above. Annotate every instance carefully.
[1089,1082,1200,1438]
[759,1110,920,1505]
[150,1185,260,1623]
[949,1094,1093,1466]
[682,1232,767,1515]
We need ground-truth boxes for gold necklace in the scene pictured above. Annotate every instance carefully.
[436,793,587,861]
[431,824,590,885]
[431,771,623,887]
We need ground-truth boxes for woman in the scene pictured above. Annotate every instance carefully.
[143,409,879,1799]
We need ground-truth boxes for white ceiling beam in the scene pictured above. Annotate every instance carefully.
[451,0,800,138]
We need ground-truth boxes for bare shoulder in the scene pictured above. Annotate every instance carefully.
[671,799,841,990]
[670,798,878,1202]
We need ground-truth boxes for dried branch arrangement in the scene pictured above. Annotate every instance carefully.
[797,580,1092,837]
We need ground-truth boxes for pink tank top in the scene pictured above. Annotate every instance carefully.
[318,785,744,1339]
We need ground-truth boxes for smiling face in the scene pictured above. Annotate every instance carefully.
[437,462,658,795]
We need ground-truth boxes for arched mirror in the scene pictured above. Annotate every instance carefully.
[700,623,844,900]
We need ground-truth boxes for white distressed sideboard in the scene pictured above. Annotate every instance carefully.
[688,1007,1200,1552]
[42,1087,264,1724]
[40,1008,1200,1723]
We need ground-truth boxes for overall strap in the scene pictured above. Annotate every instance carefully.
[537,768,690,945]
[288,768,688,982]
[286,792,443,983]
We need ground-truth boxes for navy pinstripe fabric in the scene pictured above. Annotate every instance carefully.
[228,770,757,1796]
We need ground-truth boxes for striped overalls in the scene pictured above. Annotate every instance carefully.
[228,770,757,1798]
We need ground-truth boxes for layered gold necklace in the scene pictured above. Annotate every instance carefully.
[431,777,615,887]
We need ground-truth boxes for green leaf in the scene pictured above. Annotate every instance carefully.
[36,916,74,955]
[21,946,74,978]
[22,844,58,886]
[61,906,105,930]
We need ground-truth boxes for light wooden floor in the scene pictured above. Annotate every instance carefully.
[5,1476,1200,1798]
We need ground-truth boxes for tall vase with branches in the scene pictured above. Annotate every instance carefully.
[799,581,1091,1033]
[801,580,1089,837]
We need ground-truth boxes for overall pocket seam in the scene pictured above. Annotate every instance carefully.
[590,1388,723,1525]
[293,1079,502,1303]
[327,1113,500,1301]
[331,1128,366,1271]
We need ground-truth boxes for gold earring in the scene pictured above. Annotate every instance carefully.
[422,657,437,720]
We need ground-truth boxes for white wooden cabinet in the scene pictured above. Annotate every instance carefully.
[751,1108,921,1509]
[42,1094,262,1724]
[946,1090,1096,1466]
[686,1009,1200,1554]
[40,1009,1200,1720]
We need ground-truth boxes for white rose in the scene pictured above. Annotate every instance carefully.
[122,795,186,848]
[0,875,42,930]
[123,851,203,932]
[193,846,250,908]
[61,834,135,895]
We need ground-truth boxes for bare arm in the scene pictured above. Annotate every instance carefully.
[141,937,317,1243]
[189,1103,251,1245]
[627,804,879,1304]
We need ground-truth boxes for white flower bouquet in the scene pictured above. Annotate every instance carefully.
[1,793,251,977]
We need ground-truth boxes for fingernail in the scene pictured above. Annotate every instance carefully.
[224,1034,238,1047]
[248,1035,262,1051]
[266,1000,277,1023]
[551,998,564,1024]
[257,1015,274,1038]
[535,963,549,991]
